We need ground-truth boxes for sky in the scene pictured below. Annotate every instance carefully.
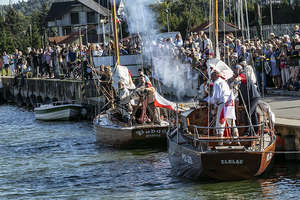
[0,0,26,5]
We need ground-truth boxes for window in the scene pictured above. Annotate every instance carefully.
[63,27,72,35]
[71,12,79,25]
[87,12,96,24]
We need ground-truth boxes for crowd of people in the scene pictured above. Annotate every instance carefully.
[147,25,300,92]
[0,34,144,79]
[1,25,300,91]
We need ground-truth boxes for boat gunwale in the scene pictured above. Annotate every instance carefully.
[34,104,83,111]
[94,122,170,130]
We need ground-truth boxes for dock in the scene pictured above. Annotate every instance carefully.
[264,94,300,160]
[0,76,103,120]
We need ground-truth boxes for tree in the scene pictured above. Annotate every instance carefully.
[0,15,8,53]
[31,23,42,49]
[152,0,207,38]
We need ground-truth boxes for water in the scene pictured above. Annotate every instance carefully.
[0,105,299,200]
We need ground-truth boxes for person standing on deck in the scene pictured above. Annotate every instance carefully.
[118,80,132,124]
[206,71,238,138]
[238,65,261,136]
[136,76,161,125]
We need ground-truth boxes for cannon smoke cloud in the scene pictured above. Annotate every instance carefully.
[123,0,197,98]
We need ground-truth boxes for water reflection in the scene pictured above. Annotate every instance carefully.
[0,105,299,199]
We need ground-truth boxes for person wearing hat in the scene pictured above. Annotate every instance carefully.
[230,52,239,67]
[239,56,257,85]
[135,75,161,125]
[206,70,237,139]
[237,61,261,136]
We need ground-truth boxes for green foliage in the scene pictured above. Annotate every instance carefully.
[152,0,300,38]
[152,0,208,38]
[31,23,42,49]
[0,0,54,16]
[0,1,49,53]
[0,16,8,53]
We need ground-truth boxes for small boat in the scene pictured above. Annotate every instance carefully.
[94,109,170,148]
[167,100,276,181]
[93,82,176,148]
[91,0,176,148]
[34,102,83,121]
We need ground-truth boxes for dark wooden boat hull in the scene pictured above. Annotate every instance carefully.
[94,123,169,148]
[168,135,276,181]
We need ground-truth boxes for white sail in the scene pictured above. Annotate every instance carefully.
[112,65,136,91]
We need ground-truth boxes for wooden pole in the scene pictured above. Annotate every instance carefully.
[112,0,120,65]
[213,0,218,57]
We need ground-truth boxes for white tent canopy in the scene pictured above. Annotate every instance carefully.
[206,58,233,80]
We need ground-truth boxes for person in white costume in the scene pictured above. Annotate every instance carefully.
[206,71,238,138]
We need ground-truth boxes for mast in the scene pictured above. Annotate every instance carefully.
[112,0,120,65]
[212,0,218,58]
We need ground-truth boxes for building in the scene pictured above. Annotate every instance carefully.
[46,0,111,45]
[260,0,294,5]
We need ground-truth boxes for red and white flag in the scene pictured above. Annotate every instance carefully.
[224,91,236,120]
[154,92,176,111]
[219,91,236,124]
[116,17,121,24]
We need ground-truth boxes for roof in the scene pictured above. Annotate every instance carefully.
[191,20,240,33]
[48,25,96,44]
[47,0,111,21]
[77,0,110,16]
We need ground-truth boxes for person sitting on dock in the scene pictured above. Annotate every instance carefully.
[118,80,132,124]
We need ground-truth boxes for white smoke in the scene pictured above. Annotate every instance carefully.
[124,0,197,98]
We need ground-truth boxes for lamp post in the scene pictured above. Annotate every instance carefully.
[100,18,106,44]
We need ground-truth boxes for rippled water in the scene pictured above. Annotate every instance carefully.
[0,105,299,199]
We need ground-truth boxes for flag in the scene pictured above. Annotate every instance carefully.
[219,91,236,124]
[116,17,121,24]
[224,91,236,120]
[154,92,176,111]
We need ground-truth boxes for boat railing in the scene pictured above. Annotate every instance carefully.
[191,123,264,131]
[186,123,266,149]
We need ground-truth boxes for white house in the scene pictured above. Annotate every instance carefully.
[46,0,111,44]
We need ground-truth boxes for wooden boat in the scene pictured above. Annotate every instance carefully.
[34,102,83,121]
[167,101,276,181]
[92,0,176,148]
[94,109,170,148]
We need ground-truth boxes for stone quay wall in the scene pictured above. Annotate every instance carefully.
[0,76,102,119]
